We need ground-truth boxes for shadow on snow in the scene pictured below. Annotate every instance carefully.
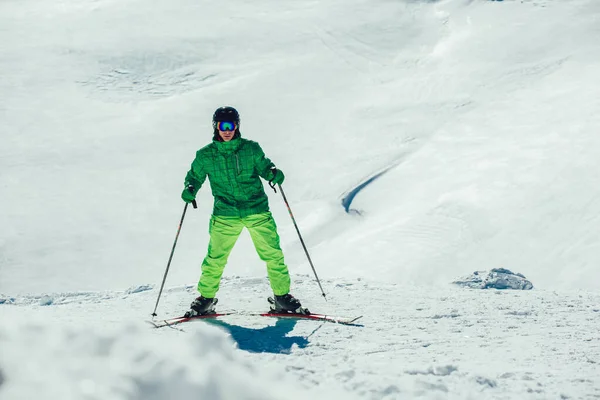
[206,318,317,354]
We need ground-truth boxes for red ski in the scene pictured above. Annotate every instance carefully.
[148,312,234,329]
[257,312,363,326]
[148,312,362,329]
[149,297,361,328]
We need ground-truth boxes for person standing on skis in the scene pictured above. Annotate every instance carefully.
[181,106,303,316]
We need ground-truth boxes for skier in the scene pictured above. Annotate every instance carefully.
[181,106,303,316]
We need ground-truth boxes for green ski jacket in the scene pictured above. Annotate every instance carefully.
[184,136,276,217]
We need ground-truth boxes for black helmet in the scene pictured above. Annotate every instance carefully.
[212,106,240,129]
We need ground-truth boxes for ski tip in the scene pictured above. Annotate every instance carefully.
[146,320,161,328]
[347,316,363,324]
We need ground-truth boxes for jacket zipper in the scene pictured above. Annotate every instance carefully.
[235,154,241,175]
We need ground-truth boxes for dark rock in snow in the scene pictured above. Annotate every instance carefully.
[453,268,533,290]
[39,295,54,306]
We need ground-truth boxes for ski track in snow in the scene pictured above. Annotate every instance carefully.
[3,277,600,399]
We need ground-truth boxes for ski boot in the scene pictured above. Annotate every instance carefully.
[184,296,218,318]
[268,294,310,315]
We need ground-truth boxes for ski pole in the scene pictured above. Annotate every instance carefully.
[271,182,327,300]
[151,196,197,317]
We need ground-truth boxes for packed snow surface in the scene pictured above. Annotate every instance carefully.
[2,0,600,398]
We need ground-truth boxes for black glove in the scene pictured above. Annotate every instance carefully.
[181,185,196,203]
[270,168,285,185]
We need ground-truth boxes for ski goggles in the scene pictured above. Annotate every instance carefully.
[216,121,236,131]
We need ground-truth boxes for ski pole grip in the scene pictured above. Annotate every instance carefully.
[186,185,198,209]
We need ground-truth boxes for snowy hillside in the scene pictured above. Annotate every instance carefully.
[2,279,600,399]
[0,308,350,400]
[2,0,600,399]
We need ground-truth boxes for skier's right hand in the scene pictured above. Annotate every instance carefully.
[181,185,196,203]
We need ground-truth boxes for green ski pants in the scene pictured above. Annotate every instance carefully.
[198,212,291,298]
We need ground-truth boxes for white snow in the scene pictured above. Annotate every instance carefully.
[2,0,600,399]
[0,312,348,400]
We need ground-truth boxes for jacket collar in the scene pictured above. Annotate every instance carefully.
[214,137,242,154]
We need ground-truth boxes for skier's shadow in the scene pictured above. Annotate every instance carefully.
[206,318,313,354]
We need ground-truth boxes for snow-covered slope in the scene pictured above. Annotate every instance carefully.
[2,279,600,399]
[2,0,600,294]
[343,0,600,290]
[0,308,351,400]
[2,0,600,398]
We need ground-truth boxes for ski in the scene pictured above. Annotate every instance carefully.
[149,297,362,329]
[263,296,362,325]
[149,311,362,329]
[148,312,234,329]
[257,312,363,326]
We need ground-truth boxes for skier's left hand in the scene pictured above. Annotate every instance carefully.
[181,185,196,203]
[270,168,285,185]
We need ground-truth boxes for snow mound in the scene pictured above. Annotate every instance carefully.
[0,315,343,400]
[452,268,534,290]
